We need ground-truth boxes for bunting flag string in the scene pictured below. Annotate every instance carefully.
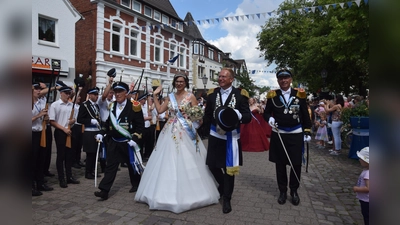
[136,0,368,31]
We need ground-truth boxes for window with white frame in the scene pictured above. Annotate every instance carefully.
[210,69,216,80]
[154,11,161,22]
[169,43,176,61]
[132,1,141,12]
[198,66,204,78]
[121,0,130,8]
[177,22,183,31]
[111,25,122,52]
[171,19,177,29]
[208,49,214,60]
[218,53,221,62]
[193,43,199,54]
[130,30,139,56]
[154,38,162,62]
[199,44,204,56]
[38,16,56,43]
[162,15,168,24]
[144,6,152,18]
[179,47,185,67]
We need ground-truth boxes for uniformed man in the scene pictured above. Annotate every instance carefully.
[94,81,145,200]
[263,69,312,206]
[77,87,101,179]
[49,86,80,188]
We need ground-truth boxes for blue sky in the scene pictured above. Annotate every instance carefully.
[170,0,284,89]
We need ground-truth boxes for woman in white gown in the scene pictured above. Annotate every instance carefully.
[134,73,219,214]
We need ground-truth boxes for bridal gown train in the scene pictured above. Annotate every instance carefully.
[134,93,219,214]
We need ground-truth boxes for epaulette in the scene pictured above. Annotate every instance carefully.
[240,89,249,98]
[295,88,306,99]
[131,99,142,112]
[207,88,216,96]
[266,90,277,99]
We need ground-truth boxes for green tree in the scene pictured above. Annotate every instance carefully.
[257,0,369,96]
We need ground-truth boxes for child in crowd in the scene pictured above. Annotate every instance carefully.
[353,147,369,225]
[314,111,329,148]
[314,101,325,121]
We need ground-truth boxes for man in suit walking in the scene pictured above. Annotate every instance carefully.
[203,68,251,214]
[94,81,145,200]
[263,68,312,206]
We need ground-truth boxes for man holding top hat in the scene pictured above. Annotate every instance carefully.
[94,81,145,200]
[203,68,251,214]
[77,87,101,179]
[263,68,312,206]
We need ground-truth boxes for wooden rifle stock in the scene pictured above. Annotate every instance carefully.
[65,107,74,148]
[40,103,49,147]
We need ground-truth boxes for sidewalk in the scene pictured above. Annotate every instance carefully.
[32,139,364,224]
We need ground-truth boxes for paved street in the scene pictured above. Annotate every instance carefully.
[33,139,364,225]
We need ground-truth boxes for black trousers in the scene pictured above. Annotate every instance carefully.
[360,200,369,225]
[43,124,53,173]
[71,124,83,164]
[85,152,96,174]
[98,139,141,192]
[54,129,73,181]
[144,125,156,158]
[209,167,235,200]
[275,163,301,193]
[32,131,45,187]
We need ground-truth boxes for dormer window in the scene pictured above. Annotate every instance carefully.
[144,6,152,18]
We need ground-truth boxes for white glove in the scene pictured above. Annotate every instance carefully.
[233,109,242,120]
[91,119,99,125]
[268,117,277,127]
[128,140,136,147]
[95,134,103,142]
[304,135,311,142]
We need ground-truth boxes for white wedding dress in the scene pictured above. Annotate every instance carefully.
[134,93,219,214]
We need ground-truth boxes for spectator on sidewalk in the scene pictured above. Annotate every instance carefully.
[353,147,369,225]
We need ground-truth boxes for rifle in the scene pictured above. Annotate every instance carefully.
[65,75,85,148]
[134,69,145,101]
[40,68,59,147]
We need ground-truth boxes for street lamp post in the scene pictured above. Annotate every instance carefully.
[201,75,208,93]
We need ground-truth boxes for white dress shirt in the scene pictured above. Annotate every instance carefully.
[220,86,232,105]
[116,99,126,119]
[280,88,292,102]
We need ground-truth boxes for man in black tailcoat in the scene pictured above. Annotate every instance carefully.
[203,68,251,214]
[94,81,144,200]
[263,68,312,206]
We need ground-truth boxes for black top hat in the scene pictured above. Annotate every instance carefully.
[112,82,129,92]
[107,68,116,77]
[137,93,148,101]
[74,76,85,88]
[59,86,72,93]
[214,106,239,132]
[88,87,100,94]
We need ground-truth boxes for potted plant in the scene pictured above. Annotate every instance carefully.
[340,101,369,129]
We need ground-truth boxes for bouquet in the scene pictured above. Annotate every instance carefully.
[184,105,204,121]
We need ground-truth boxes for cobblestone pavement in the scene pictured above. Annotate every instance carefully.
[33,139,364,225]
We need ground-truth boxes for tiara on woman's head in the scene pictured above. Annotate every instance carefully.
[174,72,187,78]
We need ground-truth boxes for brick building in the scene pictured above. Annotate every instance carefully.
[70,0,194,94]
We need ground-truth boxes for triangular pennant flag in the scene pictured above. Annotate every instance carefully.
[184,21,188,26]
[325,4,330,10]
[262,12,266,18]
[206,19,210,24]
[347,2,353,8]
[291,9,296,14]
[256,13,261,18]
[149,25,152,30]
[230,16,234,21]
[156,24,160,29]
[197,20,201,25]
[311,7,316,13]
[160,24,164,29]
[304,7,309,13]
[240,15,244,20]
[339,3,345,8]
[251,14,255,19]
[235,16,239,21]
[364,0,369,5]
[297,9,303,14]
[216,18,219,23]
[203,20,206,24]
[318,6,323,11]
[355,0,361,6]
[142,26,146,30]
[211,18,214,23]
[332,4,337,9]
[246,14,250,19]
[252,70,255,74]
[285,10,289,15]
[225,17,229,21]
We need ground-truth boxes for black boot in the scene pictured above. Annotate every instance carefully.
[94,190,109,200]
[67,176,80,184]
[290,190,300,206]
[222,197,232,214]
[278,192,287,205]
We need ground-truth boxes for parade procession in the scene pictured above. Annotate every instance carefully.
[32,0,369,224]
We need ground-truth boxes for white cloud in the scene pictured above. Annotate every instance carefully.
[200,0,282,89]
